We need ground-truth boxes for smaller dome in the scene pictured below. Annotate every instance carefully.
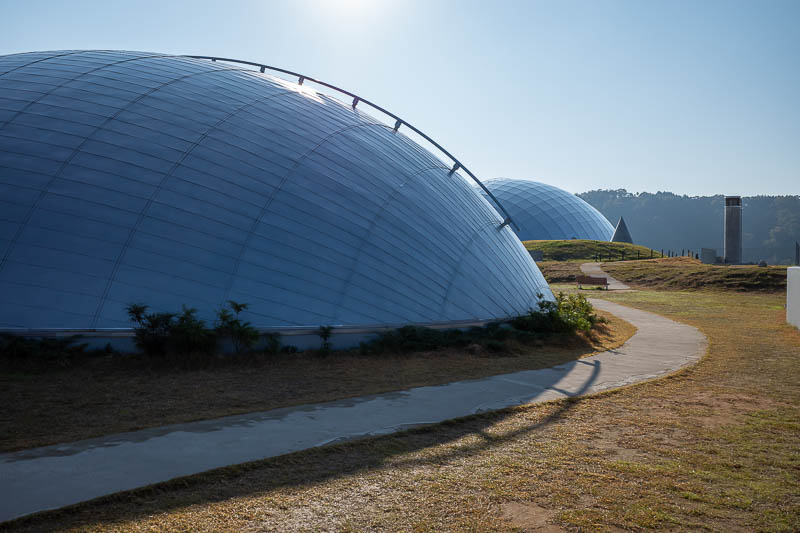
[482,179,614,241]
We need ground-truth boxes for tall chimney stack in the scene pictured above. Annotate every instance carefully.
[724,196,742,264]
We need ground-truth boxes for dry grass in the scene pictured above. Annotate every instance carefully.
[5,290,799,532]
[602,256,788,292]
[0,311,633,453]
[536,260,583,283]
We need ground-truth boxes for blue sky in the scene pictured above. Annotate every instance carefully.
[1,0,798,195]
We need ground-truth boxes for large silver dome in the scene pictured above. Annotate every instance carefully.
[483,179,615,242]
[0,50,551,331]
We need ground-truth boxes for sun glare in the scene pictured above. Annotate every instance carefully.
[272,76,324,103]
[312,0,387,23]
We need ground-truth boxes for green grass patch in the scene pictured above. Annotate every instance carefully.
[524,238,663,261]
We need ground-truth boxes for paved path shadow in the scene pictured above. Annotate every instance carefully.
[0,300,706,523]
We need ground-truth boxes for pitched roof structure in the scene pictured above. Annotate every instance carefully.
[611,216,634,243]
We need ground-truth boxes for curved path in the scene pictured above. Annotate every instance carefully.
[0,299,706,523]
[581,262,631,290]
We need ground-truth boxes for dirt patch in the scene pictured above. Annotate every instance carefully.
[677,390,784,428]
[588,427,650,462]
[499,502,561,531]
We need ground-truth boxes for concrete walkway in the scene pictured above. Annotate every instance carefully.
[0,299,706,523]
[581,262,631,290]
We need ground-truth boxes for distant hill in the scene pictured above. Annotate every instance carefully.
[578,190,800,265]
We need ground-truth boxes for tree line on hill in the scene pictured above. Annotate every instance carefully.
[578,189,800,265]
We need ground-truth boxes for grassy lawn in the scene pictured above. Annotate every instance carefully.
[0,310,632,453]
[535,260,583,283]
[6,289,798,531]
[602,256,788,292]
[524,239,663,261]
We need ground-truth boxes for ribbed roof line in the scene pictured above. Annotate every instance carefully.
[0,52,171,133]
[221,121,398,318]
[183,55,518,232]
[330,163,450,323]
[95,82,304,328]
[0,50,94,80]
[0,53,220,280]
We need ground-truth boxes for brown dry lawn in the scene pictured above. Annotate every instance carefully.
[0,310,632,453]
[602,256,788,292]
[535,260,583,283]
[4,289,798,532]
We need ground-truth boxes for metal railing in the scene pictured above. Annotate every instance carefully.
[183,55,518,231]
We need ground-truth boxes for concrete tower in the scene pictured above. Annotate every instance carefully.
[724,196,742,264]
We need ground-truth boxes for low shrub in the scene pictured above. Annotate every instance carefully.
[4,293,600,371]
[363,292,598,355]
[511,292,598,334]
[123,292,598,360]
[125,304,215,358]
[262,332,282,356]
[126,304,176,357]
[126,301,272,360]
[0,333,107,372]
[364,326,452,353]
[215,301,260,355]
[172,306,218,356]
[484,339,506,353]
[316,325,333,354]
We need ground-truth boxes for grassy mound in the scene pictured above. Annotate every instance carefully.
[535,261,583,283]
[602,257,788,292]
[524,239,663,262]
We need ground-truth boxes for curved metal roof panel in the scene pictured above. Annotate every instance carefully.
[0,50,551,330]
[482,179,614,242]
